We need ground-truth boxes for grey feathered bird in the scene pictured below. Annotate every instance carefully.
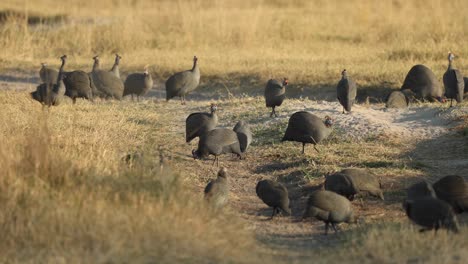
[90,55,124,100]
[192,128,242,166]
[123,66,153,101]
[401,64,443,102]
[403,197,459,233]
[264,78,288,117]
[204,167,229,209]
[282,112,333,154]
[165,56,200,104]
[386,90,409,108]
[433,175,468,213]
[186,104,218,143]
[406,181,437,201]
[336,69,357,114]
[39,63,58,84]
[340,168,384,200]
[324,172,357,200]
[56,55,94,104]
[302,190,356,235]
[233,121,252,153]
[110,54,122,79]
[443,52,465,107]
[256,179,291,219]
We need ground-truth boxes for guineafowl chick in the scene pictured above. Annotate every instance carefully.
[166,56,200,104]
[433,175,468,213]
[403,197,460,233]
[386,90,409,109]
[123,66,153,101]
[256,179,291,219]
[282,112,333,154]
[443,52,465,107]
[401,64,443,102]
[192,128,242,166]
[186,104,218,143]
[233,121,252,153]
[336,69,357,114]
[264,78,288,117]
[302,190,356,235]
[204,167,229,209]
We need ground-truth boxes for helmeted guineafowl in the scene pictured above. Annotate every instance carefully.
[57,55,94,104]
[204,167,229,209]
[401,64,443,102]
[302,190,356,235]
[336,69,357,114]
[324,172,357,200]
[39,63,58,84]
[433,175,468,213]
[264,78,288,117]
[256,179,291,219]
[386,90,409,108]
[443,52,465,107]
[233,121,252,153]
[192,128,242,166]
[406,181,437,201]
[110,54,122,79]
[282,112,333,154]
[403,197,459,233]
[186,104,218,143]
[123,66,153,101]
[90,55,124,100]
[340,168,384,200]
[165,56,200,104]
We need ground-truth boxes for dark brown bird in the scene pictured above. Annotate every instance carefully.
[233,121,252,153]
[282,112,333,154]
[204,167,229,209]
[406,181,437,201]
[57,55,94,104]
[166,56,200,104]
[403,197,460,233]
[336,69,357,114]
[433,175,468,213]
[386,90,409,109]
[443,52,464,107]
[302,190,356,235]
[401,64,443,102]
[90,55,124,100]
[256,179,291,219]
[110,54,122,79]
[123,66,153,101]
[186,104,218,143]
[264,78,288,117]
[192,128,242,166]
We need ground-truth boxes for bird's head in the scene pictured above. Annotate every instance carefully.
[193,56,198,63]
[218,167,228,178]
[93,55,100,61]
[192,149,200,160]
[324,116,333,127]
[60,55,67,61]
[41,62,47,67]
[341,69,348,78]
[282,77,289,86]
[448,52,455,62]
[210,103,218,113]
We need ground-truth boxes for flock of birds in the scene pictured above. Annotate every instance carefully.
[29,52,467,235]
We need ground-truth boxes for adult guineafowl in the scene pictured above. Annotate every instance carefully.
[340,168,384,200]
[401,64,443,102]
[256,179,291,219]
[264,78,288,117]
[39,63,58,84]
[204,167,229,210]
[443,52,465,107]
[192,128,242,166]
[233,121,252,153]
[336,69,357,114]
[58,55,94,104]
[186,104,218,143]
[324,172,357,200]
[282,112,333,154]
[123,66,153,101]
[386,90,409,109]
[165,56,200,104]
[302,190,356,235]
[90,55,124,100]
[433,175,468,213]
[406,181,437,201]
[403,197,459,233]
[110,54,122,79]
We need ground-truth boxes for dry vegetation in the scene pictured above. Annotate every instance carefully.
[1,0,468,263]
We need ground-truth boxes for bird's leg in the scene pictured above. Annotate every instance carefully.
[450,98,453,107]
[342,107,345,114]
[325,222,329,235]
[270,108,274,117]
[331,223,338,233]
[72,97,76,104]
[217,156,219,167]
[212,156,217,166]
[271,207,277,219]
[302,143,305,154]
[314,145,320,153]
